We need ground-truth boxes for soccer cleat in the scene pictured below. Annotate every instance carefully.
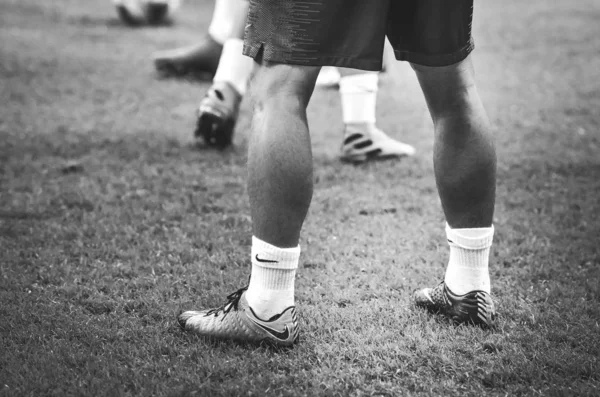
[315,66,341,88]
[340,126,416,163]
[194,81,241,148]
[153,36,223,78]
[178,287,300,346]
[413,282,496,328]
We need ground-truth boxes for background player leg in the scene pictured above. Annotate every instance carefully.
[315,66,341,88]
[194,14,253,148]
[153,0,248,77]
[413,55,497,327]
[339,71,416,162]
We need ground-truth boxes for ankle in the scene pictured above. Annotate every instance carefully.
[344,122,375,135]
[444,224,494,295]
[245,236,300,318]
[246,288,294,319]
[210,81,241,99]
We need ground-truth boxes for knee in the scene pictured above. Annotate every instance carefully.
[409,55,472,76]
[249,62,320,110]
[410,56,482,120]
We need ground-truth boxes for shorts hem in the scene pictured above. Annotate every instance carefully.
[243,44,382,72]
[394,41,475,67]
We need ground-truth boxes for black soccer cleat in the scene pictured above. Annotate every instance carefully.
[414,282,496,328]
[153,36,223,79]
[194,81,241,149]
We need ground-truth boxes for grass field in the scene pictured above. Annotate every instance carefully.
[1,0,599,395]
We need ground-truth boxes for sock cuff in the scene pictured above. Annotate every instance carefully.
[221,37,244,53]
[213,38,252,95]
[446,224,494,250]
[339,73,379,94]
[251,236,300,269]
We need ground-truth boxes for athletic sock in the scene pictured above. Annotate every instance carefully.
[444,224,494,295]
[339,73,379,126]
[245,236,300,319]
[213,38,254,96]
[315,66,341,87]
[208,0,249,45]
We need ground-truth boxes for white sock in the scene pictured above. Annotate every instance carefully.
[208,0,249,45]
[315,66,341,87]
[245,236,300,319]
[213,38,254,95]
[339,73,379,125]
[444,224,494,295]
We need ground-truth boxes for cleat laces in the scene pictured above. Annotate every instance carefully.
[205,286,248,319]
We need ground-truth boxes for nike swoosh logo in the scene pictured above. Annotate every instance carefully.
[251,320,290,340]
[255,254,278,263]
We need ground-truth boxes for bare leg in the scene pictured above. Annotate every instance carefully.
[412,56,496,228]
[177,60,319,335]
[247,62,320,248]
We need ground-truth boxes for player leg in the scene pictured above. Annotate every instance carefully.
[179,62,319,346]
[399,1,497,327]
[244,61,320,316]
[178,0,390,345]
[414,58,495,230]
[412,56,497,327]
[153,0,248,78]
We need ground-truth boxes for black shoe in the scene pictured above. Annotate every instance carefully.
[414,282,496,328]
[194,81,241,149]
[153,36,223,78]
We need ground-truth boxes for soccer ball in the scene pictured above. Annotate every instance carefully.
[113,0,181,26]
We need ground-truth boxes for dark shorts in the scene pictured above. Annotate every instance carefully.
[243,0,475,71]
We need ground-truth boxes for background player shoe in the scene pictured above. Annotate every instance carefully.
[194,81,241,148]
[413,282,496,328]
[178,287,299,346]
[340,126,416,163]
[315,66,341,88]
[153,36,223,78]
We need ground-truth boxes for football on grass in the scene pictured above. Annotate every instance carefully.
[113,0,181,25]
